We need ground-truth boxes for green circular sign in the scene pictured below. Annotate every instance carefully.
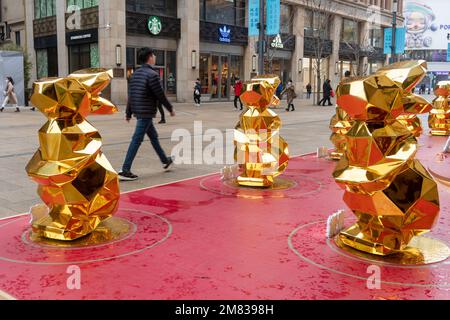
[148,16,162,35]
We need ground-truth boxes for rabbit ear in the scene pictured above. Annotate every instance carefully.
[69,68,113,95]
[376,60,427,93]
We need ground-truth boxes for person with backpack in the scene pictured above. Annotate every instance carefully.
[119,47,175,181]
[1,76,19,113]
[194,78,201,107]
[233,77,243,110]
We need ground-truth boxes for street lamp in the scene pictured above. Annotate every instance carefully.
[191,50,197,69]
[298,58,303,74]
[391,0,398,63]
[115,44,122,67]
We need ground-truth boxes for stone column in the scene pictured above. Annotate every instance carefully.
[177,0,200,103]
[291,6,305,96]
[98,0,127,105]
[328,15,342,90]
[24,0,36,86]
[56,0,68,76]
[359,21,370,76]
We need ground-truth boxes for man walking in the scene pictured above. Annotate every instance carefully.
[233,77,243,110]
[119,47,175,181]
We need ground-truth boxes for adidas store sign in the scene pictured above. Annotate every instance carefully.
[271,34,284,49]
[219,26,231,43]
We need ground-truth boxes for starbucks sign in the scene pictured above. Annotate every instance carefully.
[148,16,162,35]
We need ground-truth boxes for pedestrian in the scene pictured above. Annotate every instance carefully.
[194,78,201,107]
[1,76,20,113]
[233,77,243,110]
[319,79,333,106]
[276,82,283,100]
[119,47,175,181]
[281,79,297,112]
[344,70,351,79]
[306,83,312,99]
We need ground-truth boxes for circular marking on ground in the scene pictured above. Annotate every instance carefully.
[288,219,450,288]
[22,217,137,250]
[0,208,172,265]
[200,173,322,199]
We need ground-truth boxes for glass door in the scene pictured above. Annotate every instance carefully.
[220,55,229,100]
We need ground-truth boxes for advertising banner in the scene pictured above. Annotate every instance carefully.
[404,0,450,50]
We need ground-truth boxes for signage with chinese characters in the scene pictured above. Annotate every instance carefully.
[266,0,280,36]
[219,25,231,43]
[383,27,406,54]
[248,0,260,36]
[148,16,162,35]
[271,34,284,49]
[448,43,450,62]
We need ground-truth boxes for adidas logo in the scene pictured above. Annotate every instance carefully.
[271,34,284,49]
[219,26,231,43]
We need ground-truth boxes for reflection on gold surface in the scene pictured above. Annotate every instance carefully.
[429,81,450,136]
[234,75,289,188]
[329,107,353,160]
[224,176,297,191]
[333,60,440,256]
[26,69,120,241]
[26,217,133,248]
[335,235,450,265]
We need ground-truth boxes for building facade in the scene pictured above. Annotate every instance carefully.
[23,0,402,104]
[0,0,26,48]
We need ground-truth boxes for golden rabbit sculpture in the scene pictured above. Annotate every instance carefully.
[234,75,289,188]
[333,61,440,256]
[26,69,120,241]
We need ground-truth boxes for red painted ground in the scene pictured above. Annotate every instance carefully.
[0,135,449,300]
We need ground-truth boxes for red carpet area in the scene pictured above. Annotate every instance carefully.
[0,135,449,300]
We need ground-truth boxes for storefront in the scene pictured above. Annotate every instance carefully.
[66,29,99,73]
[34,34,58,79]
[126,11,180,96]
[265,33,295,86]
[199,22,247,101]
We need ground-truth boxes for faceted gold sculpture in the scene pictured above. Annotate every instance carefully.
[333,60,440,256]
[234,75,289,187]
[26,68,120,241]
[329,107,353,160]
[429,81,450,136]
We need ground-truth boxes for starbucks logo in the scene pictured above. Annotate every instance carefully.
[148,16,162,35]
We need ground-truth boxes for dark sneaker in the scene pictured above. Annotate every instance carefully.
[118,171,138,181]
[159,119,166,124]
[163,157,174,170]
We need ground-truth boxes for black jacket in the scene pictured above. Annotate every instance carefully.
[323,82,332,97]
[126,64,173,119]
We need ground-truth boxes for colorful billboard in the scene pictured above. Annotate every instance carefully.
[404,0,450,50]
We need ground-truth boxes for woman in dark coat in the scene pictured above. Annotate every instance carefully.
[319,79,333,106]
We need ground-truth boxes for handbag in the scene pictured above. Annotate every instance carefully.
[330,89,335,98]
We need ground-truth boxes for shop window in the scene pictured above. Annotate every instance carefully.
[200,0,246,27]
[280,4,292,34]
[341,19,359,43]
[304,10,330,39]
[66,0,99,10]
[34,0,56,19]
[166,51,177,95]
[369,28,383,48]
[36,47,58,79]
[69,43,97,73]
[126,0,177,17]
[15,31,21,47]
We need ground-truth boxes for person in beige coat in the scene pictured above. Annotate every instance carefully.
[1,76,20,112]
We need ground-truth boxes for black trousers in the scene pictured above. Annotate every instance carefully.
[319,96,332,106]
[157,101,165,121]
[234,96,242,109]
[194,95,201,105]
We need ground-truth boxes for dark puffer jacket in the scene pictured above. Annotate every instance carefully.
[126,64,173,119]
